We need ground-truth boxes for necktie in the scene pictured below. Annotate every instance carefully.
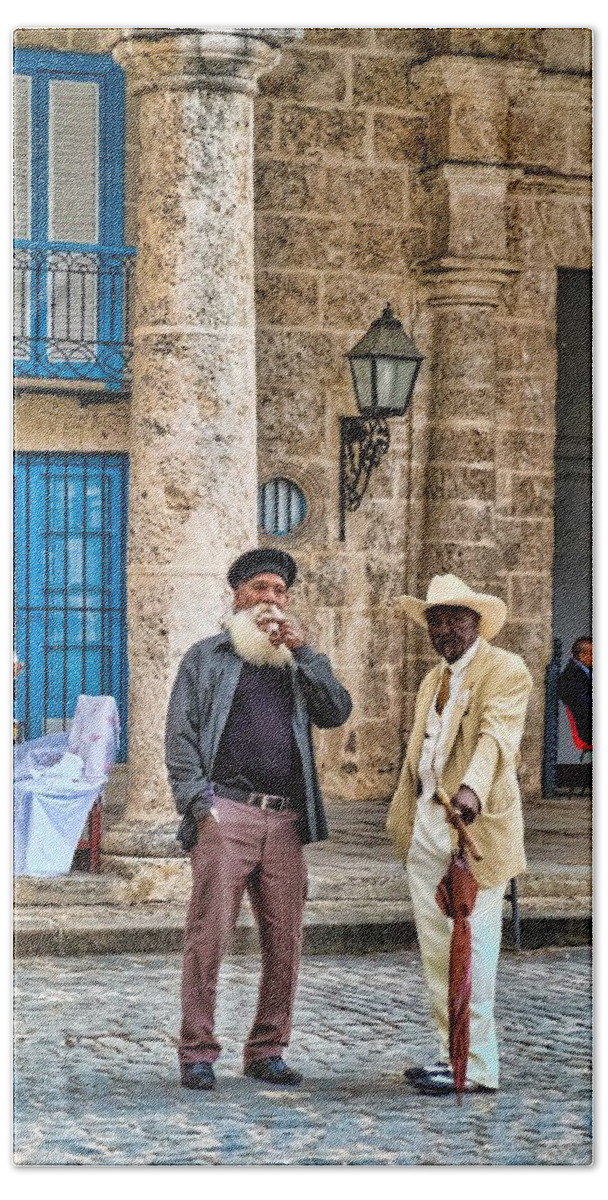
[435,665,451,716]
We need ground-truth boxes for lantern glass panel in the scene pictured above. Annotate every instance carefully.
[351,357,373,411]
[375,356,417,412]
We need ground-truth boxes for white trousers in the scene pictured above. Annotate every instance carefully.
[407,843,505,1089]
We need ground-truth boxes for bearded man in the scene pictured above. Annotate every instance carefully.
[387,574,533,1096]
[165,548,352,1092]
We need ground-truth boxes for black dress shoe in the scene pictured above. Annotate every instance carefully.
[244,1057,303,1086]
[415,1070,497,1096]
[404,1061,451,1083]
[180,1061,216,1091]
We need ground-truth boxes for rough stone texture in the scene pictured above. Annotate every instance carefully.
[13,27,592,835]
[13,947,591,1164]
[106,32,284,827]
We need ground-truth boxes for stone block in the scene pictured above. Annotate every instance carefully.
[14,393,130,453]
[13,28,71,49]
[276,105,367,159]
[509,573,552,620]
[373,113,426,162]
[497,429,553,471]
[350,224,402,272]
[352,55,410,109]
[444,28,546,63]
[254,161,325,212]
[374,28,436,58]
[255,272,319,326]
[67,28,104,53]
[510,473,554,519]
[541,28,592,74]
[418,541,503,583]
[325,165,405,222]
[364,553,407,604]
[254,99,275,156]
[256,327,345,394]
[498,378,555,432]
[255,213,350,271]
[322,273,413,330]
[496,517,553,572]
[259,50,347,103]
[425,464,495,502]
[425,499,495,544]
[498,620,552,667]
[303,28,375,48]
[429,427,494,465]
[510,96,574,174]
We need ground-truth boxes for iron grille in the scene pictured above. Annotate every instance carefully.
[13,452,129,761]
[258,478,307,536]
[13,241,135,393]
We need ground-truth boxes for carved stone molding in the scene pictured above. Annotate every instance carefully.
[421,256,520,307]
[107,28,302,95]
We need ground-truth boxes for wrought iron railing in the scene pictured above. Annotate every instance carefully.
[13,240,136,394]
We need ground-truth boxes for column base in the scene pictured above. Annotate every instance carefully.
[101,818,190,903]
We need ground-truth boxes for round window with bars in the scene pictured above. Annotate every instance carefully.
[258,477,308,537]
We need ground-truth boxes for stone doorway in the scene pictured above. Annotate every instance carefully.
[552,268,592,785]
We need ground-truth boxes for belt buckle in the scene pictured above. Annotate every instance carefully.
[249,792,268,810]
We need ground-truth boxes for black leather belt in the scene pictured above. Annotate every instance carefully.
[213,782,293,812]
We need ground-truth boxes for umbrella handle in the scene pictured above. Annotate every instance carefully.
[435,786,483,862]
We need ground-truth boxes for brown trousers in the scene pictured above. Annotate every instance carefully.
[179,796,308,1067]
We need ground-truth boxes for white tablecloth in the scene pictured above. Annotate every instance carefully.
[13,696,120,877]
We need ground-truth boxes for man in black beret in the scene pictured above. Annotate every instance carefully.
[165,547,352,1092]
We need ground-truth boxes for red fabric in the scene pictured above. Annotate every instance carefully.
[435,853,479,1094]
[563,704,592,753]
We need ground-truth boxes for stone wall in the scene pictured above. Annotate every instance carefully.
[254,29,433,801]
[253,27,591,801]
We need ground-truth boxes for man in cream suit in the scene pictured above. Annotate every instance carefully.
[387,574,533,1096]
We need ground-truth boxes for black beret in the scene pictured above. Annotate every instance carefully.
[227,548,297,590]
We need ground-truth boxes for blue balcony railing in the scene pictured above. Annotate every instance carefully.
[13,240,136,394]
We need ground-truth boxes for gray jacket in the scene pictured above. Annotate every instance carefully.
[165,632,353,849]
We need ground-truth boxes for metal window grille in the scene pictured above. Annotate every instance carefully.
[13,243,135,392]
[258,478,308,537]
[13,452,129,761]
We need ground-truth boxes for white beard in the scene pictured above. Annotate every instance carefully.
[224,604,293,668]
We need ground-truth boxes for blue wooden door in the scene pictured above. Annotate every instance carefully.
[13,452,129,760]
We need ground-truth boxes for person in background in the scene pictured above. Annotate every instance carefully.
[558,636,592,746]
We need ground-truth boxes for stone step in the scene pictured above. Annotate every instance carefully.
[14,857,592,909]
[13,893,591,958]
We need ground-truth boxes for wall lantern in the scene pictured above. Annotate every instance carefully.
[339,303,424,540]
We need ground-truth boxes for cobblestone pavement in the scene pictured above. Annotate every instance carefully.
[14,947,591,1166]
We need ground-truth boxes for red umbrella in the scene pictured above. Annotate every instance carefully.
[434,787,482,1101]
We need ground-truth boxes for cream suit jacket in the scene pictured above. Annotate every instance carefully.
[387,638,533,889]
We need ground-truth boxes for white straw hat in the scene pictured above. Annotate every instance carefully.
[399,573,507,642]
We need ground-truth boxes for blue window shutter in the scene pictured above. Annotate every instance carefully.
[13,50,133,390]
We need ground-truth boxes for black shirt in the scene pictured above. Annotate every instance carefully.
[212,662,304,800]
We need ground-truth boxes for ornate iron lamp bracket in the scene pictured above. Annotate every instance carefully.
[339,415,391,541]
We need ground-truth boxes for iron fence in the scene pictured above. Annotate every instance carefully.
[13,241,135,393]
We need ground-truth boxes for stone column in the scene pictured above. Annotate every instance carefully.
[103,30,297,862]
[407,55,526,686]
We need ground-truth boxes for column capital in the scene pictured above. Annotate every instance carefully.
[420,256,519,307]
[105,28,303,96]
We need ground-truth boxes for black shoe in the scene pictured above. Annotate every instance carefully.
[404,1061,451,1084]
[180,1061,216,1091]
[415,1070,497,1096]
[244,1057,303,1086]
